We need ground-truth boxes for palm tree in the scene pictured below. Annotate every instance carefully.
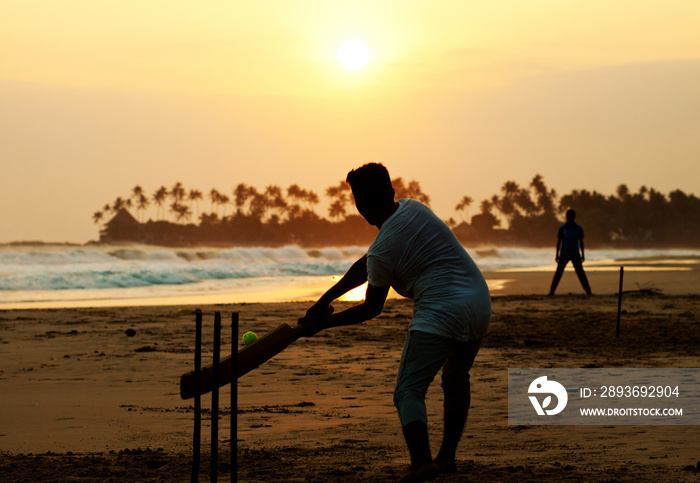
[173,202,192,223]
[234,184,250,214]
[219,193,231,218]
[491,181,520,221]
[248,189,267,220]
[287,184,319,219]
[304,189,319,211]
[209,189,221,216]
[455,195,473,222]
[129,186,149,222]
[326,181,352,221]
[131,185,144,202]
[92,210,104,224]
[470,198,501,234]
[136,194,150,222]
[617,184,631,201]
[171,182,186,204]
[287,184,304,219]
[393,178,431,205]
[189,189,203,221]
[111,197,127,214]
[265,185,287,221]
[482,199,495,215]
[153,187,168,220]
[328,200,347,222]
[529,174,557,214]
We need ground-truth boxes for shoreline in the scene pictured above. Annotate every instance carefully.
[1,261,698,311]
[486,262,700,297]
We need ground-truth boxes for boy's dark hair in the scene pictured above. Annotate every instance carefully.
[346,163,395,205]
[566,209,576,220]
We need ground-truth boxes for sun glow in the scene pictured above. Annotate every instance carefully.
[333,280,368,302]
[337,40,370,71]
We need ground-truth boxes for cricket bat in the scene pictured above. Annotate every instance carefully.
[180,307,331,400]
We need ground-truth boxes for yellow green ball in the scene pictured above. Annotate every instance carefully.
[242,331,258,345]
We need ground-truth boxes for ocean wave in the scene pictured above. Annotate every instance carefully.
[0,245,364,265]
[0,249,113,265]
[2,244,698,292]
[0,245,360,291]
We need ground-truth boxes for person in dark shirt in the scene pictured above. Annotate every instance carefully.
[548,209,592,296]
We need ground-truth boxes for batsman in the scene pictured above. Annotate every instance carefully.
[299,163,491,483]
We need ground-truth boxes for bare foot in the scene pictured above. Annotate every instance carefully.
[398,462,439,483]
[433,455,457,473]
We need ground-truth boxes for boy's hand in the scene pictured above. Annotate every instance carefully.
[298,305,334,337]
[305,302,333,318]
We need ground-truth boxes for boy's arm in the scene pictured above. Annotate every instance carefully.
[555,238,562,262]
[579,238,585,262]
[305,255,368,317]
[299,283,390,336]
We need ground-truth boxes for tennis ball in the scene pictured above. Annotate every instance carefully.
[242,331,258,345]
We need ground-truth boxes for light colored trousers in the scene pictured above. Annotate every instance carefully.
[394,330,482,427]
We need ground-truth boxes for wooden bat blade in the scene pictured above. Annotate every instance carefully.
[237,323,302,377]
[180,323,303,400]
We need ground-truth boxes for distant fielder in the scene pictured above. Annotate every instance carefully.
[548,209,592,296]
[299,163,491,483]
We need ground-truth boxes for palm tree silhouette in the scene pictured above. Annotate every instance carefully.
[285,184,319,220]
[209,189,221,216]
[171,182,186,207]
[189,189,203,221]
[530,174,557,214]
[234,184,251,215]
[131,185,144,201]
[218,193,231,218]
[171,202,192,222]
[153,187,168,221]
[265,185,287,221]
[136,194,149,222]
[111,197,127,214]
[326,181,352,221]
[129,186,147,222]
[247,188,266,220]
[328,200,347,222]
[392,178,431,205]
[455,195,473,222]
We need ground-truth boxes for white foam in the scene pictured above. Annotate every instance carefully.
[0,244,359,291]
[1,244,698,304]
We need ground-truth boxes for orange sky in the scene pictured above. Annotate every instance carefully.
[2,1,699,242]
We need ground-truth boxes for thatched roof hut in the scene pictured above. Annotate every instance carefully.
[100,209,141,242]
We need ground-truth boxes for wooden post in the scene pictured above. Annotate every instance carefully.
[231,312,239,483]
[212,312,221,482]
[191,310,202,483]
[616,267,624,338]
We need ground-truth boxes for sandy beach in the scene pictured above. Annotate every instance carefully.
[1,267,699,482]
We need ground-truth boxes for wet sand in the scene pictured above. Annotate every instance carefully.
[1,266,699,482]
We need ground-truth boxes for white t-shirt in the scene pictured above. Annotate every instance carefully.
[366,199,491,341]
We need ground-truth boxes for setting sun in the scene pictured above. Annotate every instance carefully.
[337,40,370,71]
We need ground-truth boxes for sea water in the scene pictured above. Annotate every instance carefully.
[1,244,698,309]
